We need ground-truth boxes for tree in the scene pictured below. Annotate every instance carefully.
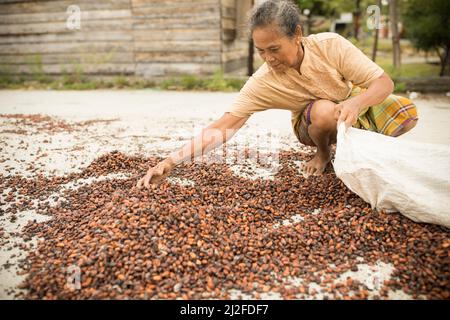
[296,0,315,35]
[371,0,382,62]
[389,0,401,69]
[296,0,378,39]
[403,0,450,76]
[296,0,355,18]
[354,0,362,41]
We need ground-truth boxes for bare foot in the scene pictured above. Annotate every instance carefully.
[302,151,332,177]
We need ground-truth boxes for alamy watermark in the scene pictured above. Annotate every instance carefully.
[66,265,81,290]
[174,127,283,174]
[366,5,385,30]
[66,5,81,30]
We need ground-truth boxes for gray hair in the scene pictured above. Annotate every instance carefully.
[249,0,301,38]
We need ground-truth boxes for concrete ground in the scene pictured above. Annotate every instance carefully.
[0,89,449,299]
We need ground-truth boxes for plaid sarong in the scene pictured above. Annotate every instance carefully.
[292,87,418,146]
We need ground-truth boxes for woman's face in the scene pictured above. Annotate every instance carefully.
[252,24,302,73]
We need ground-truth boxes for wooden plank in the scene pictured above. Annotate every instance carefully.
[0,0,130,15]
[222,29,236,41]
[0,41,132,54]
[133,29,220,41]
[223,56,246,72]
[0,9,132,25]
[131,0,218,9]
[0,63,135,75]
[0,18,133,35]
[135,62,219,77]
[222,50,248,62]
[0,0,30,3]
[133,16,219,30]
[135,51,220,63]
[134,40,220,52]
[221,0,236,7]
[222,18,236,30]
[132,3,219,17]
[222,6,236,19]
[222,39,248,51]
[132,0,218,4]
[0,52,133,64]
[0,73,138,82]
[0,31,133,44]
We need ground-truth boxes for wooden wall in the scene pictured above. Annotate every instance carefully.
[220,0,252,73]
[133,0,222,77]
[0,0,135,78]
[0,0,252,79]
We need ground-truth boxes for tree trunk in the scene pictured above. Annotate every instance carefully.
[389,0,401,69]
[372,0,382,62]
[248,0,255,76]
[372,25,379,62]
[304,14,311,36]
[438,45,449,77]
[248,38,254,76]
[354,0,361,41]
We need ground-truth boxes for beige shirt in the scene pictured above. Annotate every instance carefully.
[228,32,385,119]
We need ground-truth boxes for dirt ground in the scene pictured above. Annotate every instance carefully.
[0,90,449,300]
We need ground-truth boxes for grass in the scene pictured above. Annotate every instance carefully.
[160,71,245,92]
[0,39,443,92]
[0,63,440,93]
[351,37,424,56]
[0,70,246,92]
[377,58,441,79]
[350,37,442,91]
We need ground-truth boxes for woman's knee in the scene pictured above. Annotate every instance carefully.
[393,118,418,137]
[309,99,337,131]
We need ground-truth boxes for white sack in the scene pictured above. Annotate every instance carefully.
[333,123,450,228]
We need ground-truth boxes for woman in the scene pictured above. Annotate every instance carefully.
[137,0,417,189]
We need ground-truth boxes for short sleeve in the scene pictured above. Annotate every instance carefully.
[331,35,385,88]
[227,75,273,118]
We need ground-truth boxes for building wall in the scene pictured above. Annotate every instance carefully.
[0,0,252,80]
[0,0,135,79]
[133,0,222,78]
[220,0,253,73]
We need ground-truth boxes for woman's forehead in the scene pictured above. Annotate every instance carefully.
[252,25,284,48]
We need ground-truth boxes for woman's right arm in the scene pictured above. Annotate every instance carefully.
[136,112,249,189]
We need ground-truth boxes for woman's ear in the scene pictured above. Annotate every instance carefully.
[295,25,303,42]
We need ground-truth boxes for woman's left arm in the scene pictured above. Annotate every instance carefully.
[336,72,394,129]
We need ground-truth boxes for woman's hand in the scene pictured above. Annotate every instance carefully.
[335,99,361,129]
[135,112,248,189]
[334,73,394,130]
[136,157,175,189]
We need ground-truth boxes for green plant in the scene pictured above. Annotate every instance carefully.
[0,66,14,87]
[114,75,129,88]
[159,78,179,90]
[28,55,50,83]
[180,75,202,90]
[61,66,83,85]
[393,81,406,92]
[205,71,227,91]
[403,0,450,76]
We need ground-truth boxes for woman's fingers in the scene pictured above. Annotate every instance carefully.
[155,164,165,177]
[338,107,355,129]
[140,164,166,189]
[143,170,154,189]
[337,102,360,129]
[334,104,343,121]
[309,166,317,176]
[136,177,144,189]
[346,115,355,128]
[136,160,174,189]
[337,111,346,127]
